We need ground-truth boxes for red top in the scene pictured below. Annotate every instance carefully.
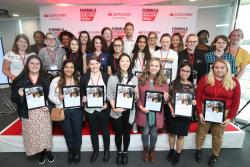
[195,76,241,120]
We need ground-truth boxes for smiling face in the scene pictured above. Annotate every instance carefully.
[89,59,101,73]
[94,38,102,52]
[215,38,227,52]
[46,34,56,47]
[171,35,181,48]
[124,25,134,38]
[80,33,89,45]
[70,40,79,53]
[138,37,147,51]
[34,32,45,44]
[229,30,243,45]
[180,65,191,81]
[28,58,41,74]
[63,62,75,77]
[62,35,71,47]
[119,56,131,72]
[160,36,171,50]
[198,32,209,44]
[16,37,28,52]
[213,61,227,78]
[103,29,112,42]
[148,33,157,46]
[186,36,198,50]
[149,60,161,76]
[113,40,123,54]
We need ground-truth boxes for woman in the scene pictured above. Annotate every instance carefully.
[49,60,83,165]
[101,27,114,54]
[63,37,86,75]
[3,34,35,82]
[228,29,250,79]
[30,31,46,55]
[170,33,184,53]
[38,32,66,74]
[11,55,54,164]
[79,31,91,73]
[109,37,124,74]
[81,56,110,164]
[195,59,241,167]
[131,35,151,74]
[153,33,178,81]
[147,31,160,55]
[58,30,75,53]
[87,35,112,75]
[205,35,237,75]
[196,30,214,53]
[166,62,196,166]
[136,57,169,162]
[107,53,139,166]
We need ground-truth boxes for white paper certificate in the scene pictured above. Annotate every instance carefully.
[144,91,163,112]
[63,86,81,108]
[86,86,104,108]
[203,100,225,123]
[174,93,193,117]
[24,86,45,110]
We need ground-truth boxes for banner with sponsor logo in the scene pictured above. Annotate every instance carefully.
[40,6,197,40]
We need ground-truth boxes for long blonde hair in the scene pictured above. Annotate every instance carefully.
[207,59,236,90]
[139,57,167,86]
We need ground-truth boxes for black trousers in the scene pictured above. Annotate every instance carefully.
[111,110,132,152]
[60,108,83,152]
[87,109,110,151]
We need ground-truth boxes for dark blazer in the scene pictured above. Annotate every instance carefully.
[80,72,110,107]
[178,49,206,82]
[11,75,50,118]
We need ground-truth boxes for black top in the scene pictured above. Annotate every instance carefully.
[66,52,83,75]
[30,43,46,55]
[109,54,120,74]
[178,49,206,82]
[11,75,50,118]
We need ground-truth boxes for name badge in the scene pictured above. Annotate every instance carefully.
[50,65,58,70]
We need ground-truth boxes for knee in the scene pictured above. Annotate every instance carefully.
[168,133,176,138]
[177,136,184,140]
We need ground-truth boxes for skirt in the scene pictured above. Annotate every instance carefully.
[21,107,52,156]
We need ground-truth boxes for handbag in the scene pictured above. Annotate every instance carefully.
[51,108,65,121]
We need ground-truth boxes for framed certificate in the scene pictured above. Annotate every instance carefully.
[115,84,135,110]
[144,90,163,112]
[24,86,46,110]
[203,99,225,123]
[62,86,81,109]
[164,68,172,83]
[47,70,61,77]
[135,71,143,77]
[174,92,193,117]
[86,85,104,108]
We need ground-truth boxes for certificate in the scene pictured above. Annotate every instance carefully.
[62,86,81,109]
[144,90,163,112]
[47,70,61,77]
[24,86,46,110]
[164,68,172,83]
[203,99,225,123]
[174,92,193,117]
[115,84,135,110]
[86,85,104,108]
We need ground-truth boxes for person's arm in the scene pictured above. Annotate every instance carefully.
[63,55,67,61]
[2,59,16,81]
[236,65,246,79]
[227,79,241,120]
[195,76,207,116]
[48,78,62,106]
[83,54,87,74]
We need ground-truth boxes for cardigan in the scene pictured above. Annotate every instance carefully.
[195,76,241,120]
[136,80,168,129]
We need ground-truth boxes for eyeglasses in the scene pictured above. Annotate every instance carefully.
[114,45,123,48]
[47,38,56,41]
[187,41,198,44]
[149,36,157,39]
[180,69,191,73]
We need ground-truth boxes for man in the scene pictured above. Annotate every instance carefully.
[123,22,136,55]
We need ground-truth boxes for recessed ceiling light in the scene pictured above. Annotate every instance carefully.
[189,0,197,2]
[13,14,19,17]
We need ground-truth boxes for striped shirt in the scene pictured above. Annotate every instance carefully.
[205,51,237,74]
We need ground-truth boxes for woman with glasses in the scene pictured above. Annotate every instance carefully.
[147,31,160,55]
[109,37,124,74]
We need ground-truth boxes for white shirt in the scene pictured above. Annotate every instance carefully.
[153,49,178,80]
[131,53,145,74]
[123,37,136,56]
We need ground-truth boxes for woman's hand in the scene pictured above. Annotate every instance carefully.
[82,96,87,103]
[102,103,108,110]
[221,119,231,127]
[113,108,125,113]
[59,95,64,101]
[140,106,149,114]
[192,100,197,106]
[18,88,24,96]
[199,113,206,124]
[168,104,176,117]
[10,75,16,81]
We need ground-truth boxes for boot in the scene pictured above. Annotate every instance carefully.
[167,149,175,161]
[46,151,55,163]
[74,149,81,164]
[208,154,218,167]
[116,152,122,166]
[67,149,74,165]
[148,148,156,162]
[195,149,202,163]
[143,147,149,162]
[122,152,128,166]
[103,150,110,163]
[38,150,46,164]
[172,152,181,166]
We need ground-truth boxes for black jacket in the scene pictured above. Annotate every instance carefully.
[11,75,50,118]
[178,49,206,82]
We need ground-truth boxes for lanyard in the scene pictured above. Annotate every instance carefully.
[188,53,194,65]
[46,47,57,64]
[90,74,101,85]
[160,49,169,67]
[18,54,25,66]
[137,53,144,71]
[70,52,78,62]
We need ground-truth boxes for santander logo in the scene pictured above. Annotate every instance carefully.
[108,12,112,16]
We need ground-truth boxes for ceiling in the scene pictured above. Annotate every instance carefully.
[0,0,235,18]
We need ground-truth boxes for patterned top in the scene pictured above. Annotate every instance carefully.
[4,51,36,77]
[205,51,237,74]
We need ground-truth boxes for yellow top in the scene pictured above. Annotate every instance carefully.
[235,47,250,69]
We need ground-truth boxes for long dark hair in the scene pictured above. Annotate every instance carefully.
[57,60,79,91]
[91,35,107,52]
[67,37,81,57]
[131,35,151,68]
[78,30,91,53]
[13,55,47,84]
[116,53,134,84]
[172,62,193,90]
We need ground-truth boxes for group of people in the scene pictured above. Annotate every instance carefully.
[2,21,248,167]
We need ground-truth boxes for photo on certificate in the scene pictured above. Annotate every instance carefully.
[144,90,163,112]
[135,71,143,77]
[174,92,193,117]
[47,70,61,77]
[24,86,45,110]
[115,84,135,110]
[62,86,81,109]
[203,99,225,123]
[164,68,172,83]
[86,85,104,108]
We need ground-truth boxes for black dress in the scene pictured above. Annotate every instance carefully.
[165,81,194,136]
[66,52,83,75]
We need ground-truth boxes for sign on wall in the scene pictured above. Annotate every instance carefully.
[40,6,197,40]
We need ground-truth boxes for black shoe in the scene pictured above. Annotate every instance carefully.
[208,155,218,167]
[74,151,81,164]
[167,149,175,161]
[90,150,99,163]
[122,152,128,166]
[46,151,55,163]
[38,150,46,165]
[195,150,202,163]
[116,152,122,166]
[67,150,74,165]
[172,152,180,166]
[103,150,110,163]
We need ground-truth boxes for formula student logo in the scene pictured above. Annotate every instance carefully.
[43,13,66,20]
[142,8,159,21]
[48,28,65,36]
[172,27,189,38]
[111,27,125,38]
[80,8,96,21]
